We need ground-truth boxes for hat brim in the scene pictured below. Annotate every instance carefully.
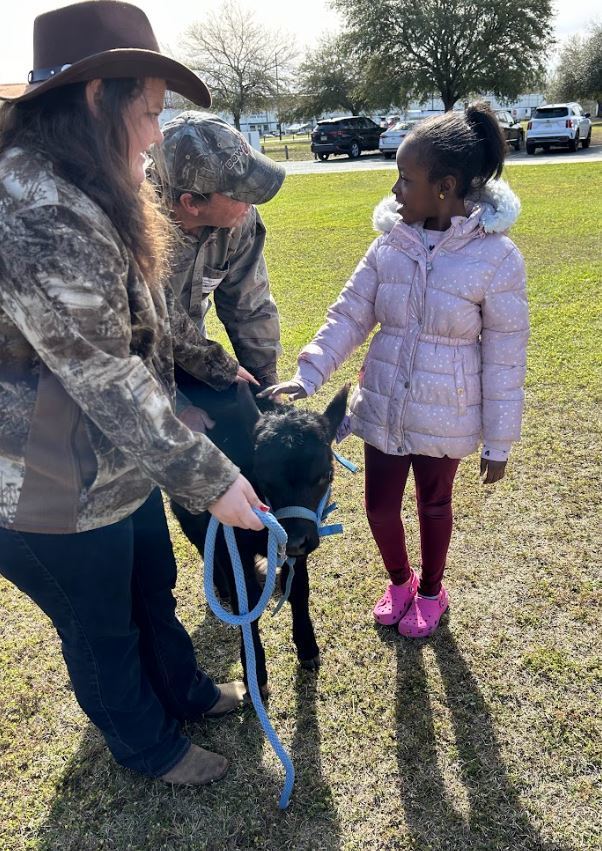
[0,49,210,106]
[230,153,286,205]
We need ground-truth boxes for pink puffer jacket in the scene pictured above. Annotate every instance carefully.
[294,180,529,459]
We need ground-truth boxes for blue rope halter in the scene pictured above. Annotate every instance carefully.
[202,451,357,809]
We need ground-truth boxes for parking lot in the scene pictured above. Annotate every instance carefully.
[282,142,602,175]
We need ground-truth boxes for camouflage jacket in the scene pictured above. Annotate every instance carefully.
[169,207,281,387]
[0,147,240,533]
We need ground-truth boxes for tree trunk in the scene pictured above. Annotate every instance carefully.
[232,111,241,130]
[441,92,456,111]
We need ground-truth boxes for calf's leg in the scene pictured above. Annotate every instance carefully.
[281,557,320,669]
[224,534,269,696]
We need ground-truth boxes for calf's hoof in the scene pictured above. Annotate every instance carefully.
[299,653,321,671]
[243,683,270,702]
[214,585,231,604]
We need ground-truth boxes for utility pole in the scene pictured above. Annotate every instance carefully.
[275,51,281,139]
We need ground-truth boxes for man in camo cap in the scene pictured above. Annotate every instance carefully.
[154,111,286,390]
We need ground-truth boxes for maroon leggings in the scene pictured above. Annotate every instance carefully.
[364,444,460,596]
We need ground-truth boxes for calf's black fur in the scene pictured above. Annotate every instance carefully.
[171,367,349,692]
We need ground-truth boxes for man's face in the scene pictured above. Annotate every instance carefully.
[174,192,251,231]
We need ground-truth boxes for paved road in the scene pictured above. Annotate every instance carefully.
[282,143,602,175]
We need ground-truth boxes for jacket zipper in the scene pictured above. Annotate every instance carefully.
[390,227,456,452]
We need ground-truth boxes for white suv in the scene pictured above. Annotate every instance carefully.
[526,103,592,154]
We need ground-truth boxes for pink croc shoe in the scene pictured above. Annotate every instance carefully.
[373,570,419,626]
[397,586,449,638]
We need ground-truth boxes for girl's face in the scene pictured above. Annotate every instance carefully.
[392,138,445,225]
[123,78,166,184]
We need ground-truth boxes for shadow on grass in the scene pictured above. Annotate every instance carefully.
[190,599,342,848]
[34,602,341,850]
[289,665,342,847]
[377,620,568,851]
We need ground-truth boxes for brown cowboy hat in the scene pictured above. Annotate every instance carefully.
[0,1,210,106]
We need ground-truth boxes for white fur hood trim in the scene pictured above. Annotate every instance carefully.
[372,178,521,235]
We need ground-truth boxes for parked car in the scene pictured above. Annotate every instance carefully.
[378,119,421,158]
[286,122,313,135]
[311,116,382,160]
[526,103,592,154]
[495,110,524,151]
[378,113,401,129]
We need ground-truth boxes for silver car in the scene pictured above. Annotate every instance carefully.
[378,120,421,159]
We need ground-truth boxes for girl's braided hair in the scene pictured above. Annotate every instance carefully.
[408,101,506,197]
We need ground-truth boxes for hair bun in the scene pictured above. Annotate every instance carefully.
[465,101,494,134]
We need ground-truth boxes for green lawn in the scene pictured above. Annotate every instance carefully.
[261,135,313,162]
[1,164,600,851]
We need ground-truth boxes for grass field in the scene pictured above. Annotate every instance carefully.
[1,163,601,851]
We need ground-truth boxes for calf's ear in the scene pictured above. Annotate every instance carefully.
[321,384,350,443]
[236,381,261,434]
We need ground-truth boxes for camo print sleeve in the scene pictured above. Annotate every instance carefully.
[0,201,240,517]
[212,209,281,386]
[165,286,238,390]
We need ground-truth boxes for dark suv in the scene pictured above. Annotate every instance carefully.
[495,110,524,151]
[311,116,382,160]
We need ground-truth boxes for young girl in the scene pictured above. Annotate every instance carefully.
[262,103,529,638]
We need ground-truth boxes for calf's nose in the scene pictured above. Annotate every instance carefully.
[285,525,319,557]
[286,536,317,557]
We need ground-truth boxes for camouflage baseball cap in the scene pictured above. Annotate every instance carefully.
[159,111,286,204]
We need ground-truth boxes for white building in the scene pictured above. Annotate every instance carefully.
[390,92,547,121]
[162,92,549,136]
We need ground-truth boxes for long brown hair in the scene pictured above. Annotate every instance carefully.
[0,79,171,286]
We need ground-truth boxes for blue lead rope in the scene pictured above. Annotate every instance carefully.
[204,508,295,809]
[203,450,358,809]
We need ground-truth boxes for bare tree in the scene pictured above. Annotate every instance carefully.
[548,24,602,116]
[179,0,296,129]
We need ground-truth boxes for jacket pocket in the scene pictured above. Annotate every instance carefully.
[200,263,229,294]
[453,355,467,416]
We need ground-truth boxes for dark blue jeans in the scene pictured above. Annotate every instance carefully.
[0,489,219,777]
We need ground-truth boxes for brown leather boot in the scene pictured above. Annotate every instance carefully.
[203,680,246,718]
[159,744,228,786]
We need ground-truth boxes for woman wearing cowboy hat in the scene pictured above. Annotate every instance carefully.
[0,1,266,786]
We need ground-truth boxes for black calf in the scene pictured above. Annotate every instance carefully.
[171,368,349,692]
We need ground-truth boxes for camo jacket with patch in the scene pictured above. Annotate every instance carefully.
[169,207,281,387]
[0,146,240,533]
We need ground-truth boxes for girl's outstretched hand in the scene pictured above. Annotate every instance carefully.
[480,458,507,484]
[256,380,308,401]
